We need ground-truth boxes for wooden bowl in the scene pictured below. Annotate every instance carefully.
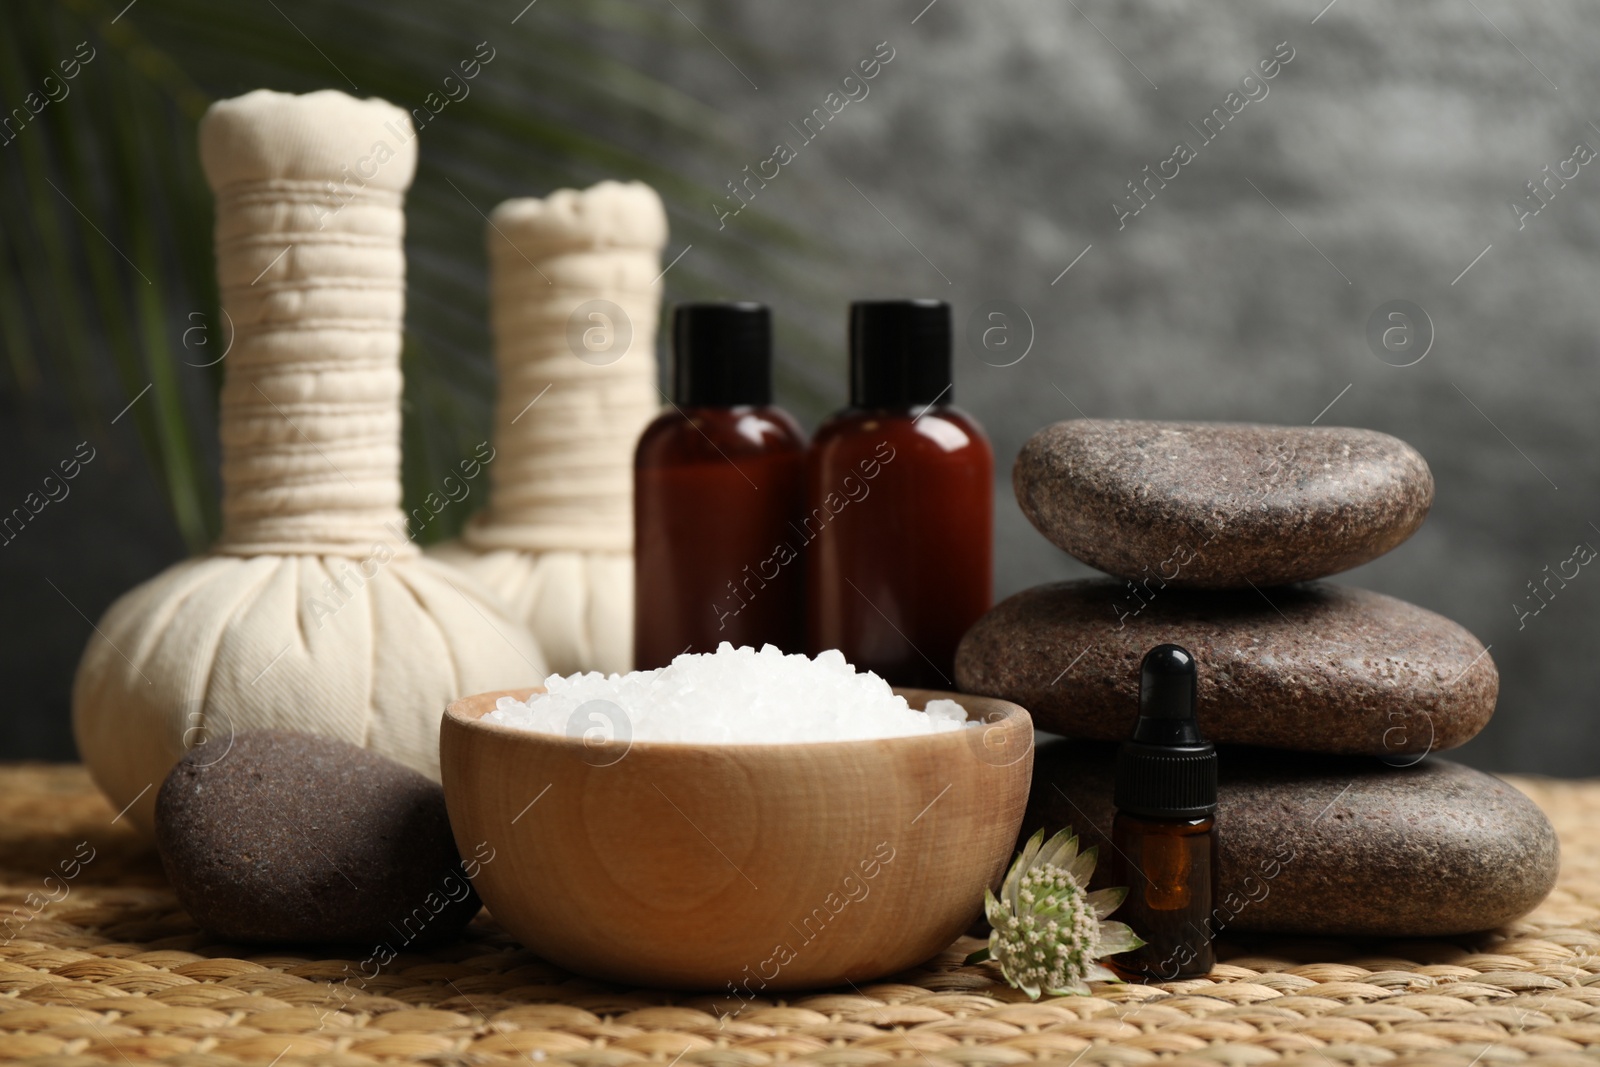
[440,687,1032,992]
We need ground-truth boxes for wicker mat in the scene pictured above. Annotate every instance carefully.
[2,765,1599,1066]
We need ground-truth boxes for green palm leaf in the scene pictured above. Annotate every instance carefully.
[2,0,827,551]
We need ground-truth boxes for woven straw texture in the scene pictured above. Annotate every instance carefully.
[2,764,1598,1066]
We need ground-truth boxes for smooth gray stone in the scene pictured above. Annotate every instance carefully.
[955,579,1496,755]
[1025,739,1559,937]
[155,730,480,947]
[1014,420,1434,588]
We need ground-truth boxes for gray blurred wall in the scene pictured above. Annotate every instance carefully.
[5,0,1597,775]
[623,0,1599,775]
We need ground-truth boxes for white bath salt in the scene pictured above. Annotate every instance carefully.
[485,643,973,744]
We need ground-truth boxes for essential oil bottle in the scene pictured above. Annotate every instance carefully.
[633,303,807,668]
[804,300,993,687]
[1110,643,1218,981]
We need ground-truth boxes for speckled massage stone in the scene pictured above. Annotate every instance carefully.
[955,579,1495,755]
[1025,739,1559,937]
[155,730,479,946]
[1014,419,1434,587]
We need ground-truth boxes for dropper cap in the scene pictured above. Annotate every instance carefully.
[1114,644,1218,819]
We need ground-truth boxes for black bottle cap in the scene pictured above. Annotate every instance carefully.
[1114,644,1218,819]
[849,299,951,408]
[672,302,772,406]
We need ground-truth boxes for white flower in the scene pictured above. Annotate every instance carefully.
[967,827,1143,998]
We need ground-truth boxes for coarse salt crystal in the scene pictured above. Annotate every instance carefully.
[483,642,972,743]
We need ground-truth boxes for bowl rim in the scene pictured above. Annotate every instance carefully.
[443,685,1032,755]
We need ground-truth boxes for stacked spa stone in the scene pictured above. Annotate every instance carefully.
[956,420,1559,937]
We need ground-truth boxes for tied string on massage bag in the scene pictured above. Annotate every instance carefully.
[206,100,415,559]
[431,182,667,674]
[71,90,543,834]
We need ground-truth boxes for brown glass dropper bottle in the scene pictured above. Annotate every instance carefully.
[1110,644,1218,981]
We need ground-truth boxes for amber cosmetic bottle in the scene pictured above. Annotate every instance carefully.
[633,303,806,668]
[805,300,993,687]
[1111,644,1218,981]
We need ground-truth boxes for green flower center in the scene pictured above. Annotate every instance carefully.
[993,862,1101,993]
